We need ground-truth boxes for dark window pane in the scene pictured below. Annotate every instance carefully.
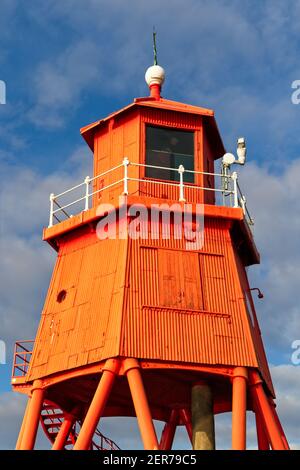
[145,126,194,183]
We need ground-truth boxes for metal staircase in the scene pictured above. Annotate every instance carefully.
[40,400,120,450]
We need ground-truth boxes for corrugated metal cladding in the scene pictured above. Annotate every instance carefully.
[29,212,264,378]
[232,247,274,395]
[92,114,140,206]
[138,181,204,204]
[121,217,258,368]
[141,108,201,129]
[128,216,231,254]
[28,229,127,380]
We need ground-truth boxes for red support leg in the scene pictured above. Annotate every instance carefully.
[179,408,193,444]
[250,371,286,450]
[255,410,269,450]
[124,358,159,450]
[19,380,45,450]
[52,407,78,450]
[160,409,178,450]
[268,399,290,450]
[16,397,31,450]
[73,359,120,450]
[232,367,247,450]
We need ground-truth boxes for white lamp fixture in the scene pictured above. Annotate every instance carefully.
[145,65,165,88]
[236,137,247,165]
[222,152,236,167]
[222,137,247,168]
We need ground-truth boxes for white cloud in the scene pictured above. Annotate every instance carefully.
[0,392,50,450]
[238,160,300,356]
[23,0,300,142]
[0,392,26,450]
[28,40,102,128]
[0,0,17,48]
[0,145,92,347]
[271,365,300,448]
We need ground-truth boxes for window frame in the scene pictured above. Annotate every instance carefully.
[141,122,200,187]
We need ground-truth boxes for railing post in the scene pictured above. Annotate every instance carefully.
[123,157,129,195]
[84,176,90,211]
[178,165,185,202]
[240,195,246,215]
[49,193,55,227]
[231,171,239,208]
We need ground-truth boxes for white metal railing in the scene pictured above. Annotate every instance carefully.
[48,158,253,227]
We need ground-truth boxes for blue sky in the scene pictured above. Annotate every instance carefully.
[0,0,300,449]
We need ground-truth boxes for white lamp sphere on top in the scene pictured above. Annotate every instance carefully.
[145,65,165,87]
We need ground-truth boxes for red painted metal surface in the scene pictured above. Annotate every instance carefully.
[27,234,127,380]
[12,81,288,450]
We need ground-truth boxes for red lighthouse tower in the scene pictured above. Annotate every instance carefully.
[12,59,289,451]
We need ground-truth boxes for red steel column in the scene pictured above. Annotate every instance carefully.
[149,83,161,100]
[255,409,269,450]
[52,407,79,450]
[179,408,193,444]
[268,399,289,450]
[15,397,31,450]
[124,358,159,450]
[160,409,178,450]
[19,380,45,450]
[232,367,248,450]
[73,359,120,450]
[250,371,286,450]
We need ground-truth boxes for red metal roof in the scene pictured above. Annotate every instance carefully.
[80,96,226,159]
